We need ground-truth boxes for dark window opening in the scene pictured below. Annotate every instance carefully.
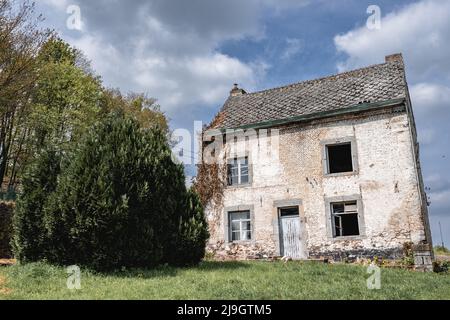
[332,201,360,237]
[280,207,299,217]
[327,143,353,174]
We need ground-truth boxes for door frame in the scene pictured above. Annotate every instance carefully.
[278,206,301,258]
[273,199,307,259]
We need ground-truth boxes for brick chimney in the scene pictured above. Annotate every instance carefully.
[230,83,247,97]
[385,53,403,63]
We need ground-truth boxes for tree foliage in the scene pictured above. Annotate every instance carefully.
[11,148,61,262]
[13,114,208,270]
[30,37,103,150]
[100,89,168,133]
[165,188,209,266]
[0,201,14,258]
[1,1,167,192]
[2,1,207,270]
[0,0,52,190]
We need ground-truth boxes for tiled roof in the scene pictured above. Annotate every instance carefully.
[212,57,407,129]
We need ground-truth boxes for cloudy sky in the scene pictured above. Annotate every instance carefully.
[37,0,449,246]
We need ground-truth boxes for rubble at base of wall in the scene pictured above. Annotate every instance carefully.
[308,247,405,263]
[207,241,277,261]
[207,241,435,272]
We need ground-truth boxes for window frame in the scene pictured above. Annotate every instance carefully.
[331,201,360,238]
[227,156,251,187]
[321,137,359,177]
[324,195,366,240]
[229,211,252,242]
[224,205,255,243]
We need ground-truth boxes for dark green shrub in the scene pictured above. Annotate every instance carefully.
[433,261,449,274]
[13,113,209,270]
[0,202,14,258]
[42,113,204,270]
[12,149,61,262]
[164,189,210,266]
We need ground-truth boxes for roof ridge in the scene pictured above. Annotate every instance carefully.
[240,60,402,97]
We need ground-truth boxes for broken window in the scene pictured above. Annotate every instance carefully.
[326,143,353,174]
[229,211,252,241]
[227,157,249,186]
[331,201,360,237]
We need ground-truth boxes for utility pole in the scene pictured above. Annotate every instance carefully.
[439,221,445,248]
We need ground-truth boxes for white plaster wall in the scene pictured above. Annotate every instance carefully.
[206,109,428,258]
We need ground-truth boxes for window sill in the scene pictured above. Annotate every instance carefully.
[226,183,252,189]
[332,235,366,241]
[227,240,254,245]
[324,171,358,178]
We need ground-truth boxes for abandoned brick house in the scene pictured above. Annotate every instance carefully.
[202,53,433,263]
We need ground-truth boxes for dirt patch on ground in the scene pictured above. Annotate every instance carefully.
[0,259,16,266]
[0,275,12,296]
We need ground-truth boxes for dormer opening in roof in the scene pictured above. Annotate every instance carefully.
[230,83,247,97]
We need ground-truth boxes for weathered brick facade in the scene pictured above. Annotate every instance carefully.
[203,54,432,264]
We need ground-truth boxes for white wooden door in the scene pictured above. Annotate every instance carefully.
[280,214,304,259]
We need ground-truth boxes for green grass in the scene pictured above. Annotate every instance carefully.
[1,261,449,300]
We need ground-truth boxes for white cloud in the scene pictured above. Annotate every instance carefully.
[66,32,258,112]
[333,0,450,226]
[410,83,450,115]
[39,0,307,114]
[68,34,122,83]
[281,38,304,60]
[334,0,450,80]
[39,0,69,10]
[430,189,450,209]
[133,52,256,108]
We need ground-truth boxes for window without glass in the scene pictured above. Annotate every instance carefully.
[228,157,249,186]
[331,201,360,237]
[229,211,252,241]
[326,143,353,174]
[279,207,299,217]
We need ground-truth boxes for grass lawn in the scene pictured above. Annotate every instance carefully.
[0,261,449,300]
